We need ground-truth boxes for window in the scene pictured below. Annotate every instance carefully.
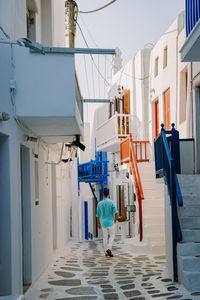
[154,57,159,77]
[179,68,188,123]
[163,46,168,69]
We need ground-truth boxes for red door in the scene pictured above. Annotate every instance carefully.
[164,88,170,130]
[155,99,159,137]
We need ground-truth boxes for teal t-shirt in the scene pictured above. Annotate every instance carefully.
[96,198,118,228]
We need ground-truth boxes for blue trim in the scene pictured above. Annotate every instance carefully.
[89,183,98,205]
[78,150,109,204]
[99,182,104,201]
[84,201,89,240]
[154,123,183,281]
[179,138,194,141]
[186,0,200,37]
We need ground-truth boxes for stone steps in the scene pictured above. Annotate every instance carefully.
[177,242,200,256]
[178,205,200,217]
[177,175,200,292]
[143,205,164,215]
[179,271,200,292]
[182,229,200,242]
[135,162,165,255]
[180,217,200,229]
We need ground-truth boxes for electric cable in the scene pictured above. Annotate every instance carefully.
[45,143,65,165]
[0,25,10,39]
[78,16,150,81]
[91,53,96,98]
[77,22,110,86]
[78,0,117,14]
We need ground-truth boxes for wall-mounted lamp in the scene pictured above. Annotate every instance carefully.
[65,135,85,152]
[0,112,10,121]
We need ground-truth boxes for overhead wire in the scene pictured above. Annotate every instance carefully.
[78,0,117,14]
[77,21,110,86]
[0,25,10,39]
[91,53,95,98]
[78,15,150,82]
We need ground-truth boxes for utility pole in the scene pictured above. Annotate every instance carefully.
[66,0,78,48]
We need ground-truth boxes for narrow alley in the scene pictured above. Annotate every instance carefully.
[2,1,200,300]
[26,239,195,300]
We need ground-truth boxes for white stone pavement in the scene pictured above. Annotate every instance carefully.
[25,239,200,300]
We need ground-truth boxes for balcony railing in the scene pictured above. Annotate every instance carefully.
[120,134,145,241]
[96,113,140,152]
[186,0,200,37]
[154,123,183,281]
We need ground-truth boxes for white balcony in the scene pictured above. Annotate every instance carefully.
[96,113,139,152]
[7,44,83,143]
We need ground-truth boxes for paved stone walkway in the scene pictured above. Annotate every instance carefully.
[26,239,200,300]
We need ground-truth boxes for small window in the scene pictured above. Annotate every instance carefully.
[163,46,168,69]
[154,57,159,77]
[179,68,188,123]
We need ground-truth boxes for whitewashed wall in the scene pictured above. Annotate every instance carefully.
[0,1,74,298]
[149,12,186,145]
[0,0,65,47]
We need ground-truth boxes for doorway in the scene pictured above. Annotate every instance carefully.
[116,185,127,219]
[20,146,32,293]
[155,99,159,137]
[0,134,12,296]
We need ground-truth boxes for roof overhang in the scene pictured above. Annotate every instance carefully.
[180,19,200,62]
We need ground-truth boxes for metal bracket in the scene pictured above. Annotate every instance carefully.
[83,99,111,103]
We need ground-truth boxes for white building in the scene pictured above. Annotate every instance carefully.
[0,1,84,299]
[90,11,200,291]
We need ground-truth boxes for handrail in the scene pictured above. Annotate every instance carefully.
[120,134,144,241]
[132,141,149,162]
[154,123,183,281]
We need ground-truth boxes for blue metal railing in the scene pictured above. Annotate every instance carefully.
[78,160,108,183]
[78,151,109,204]
[186,0,200,37]
[154,123,183,281]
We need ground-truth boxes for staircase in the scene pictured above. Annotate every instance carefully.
[177,174,200,292]
[127,162,165,255]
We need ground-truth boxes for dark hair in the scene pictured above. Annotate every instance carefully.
[103,188,109,197]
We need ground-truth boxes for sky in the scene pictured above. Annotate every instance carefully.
[71,0,185,122]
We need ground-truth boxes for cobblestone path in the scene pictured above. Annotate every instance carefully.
[26,239,200,300]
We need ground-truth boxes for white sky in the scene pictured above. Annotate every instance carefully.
[72,0,185,122]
